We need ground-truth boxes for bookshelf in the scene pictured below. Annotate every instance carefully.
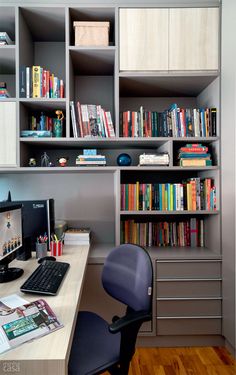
[0,3,223,345]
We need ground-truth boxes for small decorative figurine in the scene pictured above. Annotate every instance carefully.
[29,158,36,167]
[117,153,132,166]
[53,110,64,138]
[58,157,68,167]
[41,152,50,167]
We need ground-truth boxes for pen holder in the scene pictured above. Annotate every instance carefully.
[36,242,47,259]
[50,241,63,256]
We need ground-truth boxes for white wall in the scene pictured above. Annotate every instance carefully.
[221,0,236,355]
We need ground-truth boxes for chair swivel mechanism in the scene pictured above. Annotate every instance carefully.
[68,243,153,375]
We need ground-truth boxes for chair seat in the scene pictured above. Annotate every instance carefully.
[68,311,121,375]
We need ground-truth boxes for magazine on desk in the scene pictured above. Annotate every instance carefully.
[0,294,63,354]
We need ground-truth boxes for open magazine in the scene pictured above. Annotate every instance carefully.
[0,294,63,354]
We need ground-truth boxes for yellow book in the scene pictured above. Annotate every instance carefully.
[32,66,41,98]
[187,183,192,210]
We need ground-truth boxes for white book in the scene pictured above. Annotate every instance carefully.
[70,101,78,137]
[26,67,31,98]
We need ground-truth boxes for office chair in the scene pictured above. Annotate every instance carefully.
[68,243,153,375]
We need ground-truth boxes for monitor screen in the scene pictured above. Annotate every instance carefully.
[0,207,22,260]
[0,204,24,283]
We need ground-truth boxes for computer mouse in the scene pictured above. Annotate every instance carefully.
[38,256,56,264]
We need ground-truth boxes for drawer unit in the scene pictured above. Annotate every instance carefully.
[156,298,222,317]
[156,260,221,279]
[157,317,221,335]
[156,279,221,298]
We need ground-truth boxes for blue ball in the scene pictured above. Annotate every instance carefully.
[117,153,132,166]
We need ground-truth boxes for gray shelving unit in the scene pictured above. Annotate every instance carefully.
[0,2,226,347]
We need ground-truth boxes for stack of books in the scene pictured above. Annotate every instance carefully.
[139,153,169,166]
[76,149,106,166]
[64,228,91,245]
[178,144,212,167]
[0,32,13,45]
[0,82,10,98]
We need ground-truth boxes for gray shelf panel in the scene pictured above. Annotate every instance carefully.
[0,166,117,174]
[19,137,219,148]
[120,210,219,215]
[0,46,15,74]
[120,166,219,171]
[19,98,66,110]
[69,47,115,75]
[87,243,221,262]
[119,73,219,97]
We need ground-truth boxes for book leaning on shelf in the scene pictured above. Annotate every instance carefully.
[70,101,115,138]
[0,296,63,354]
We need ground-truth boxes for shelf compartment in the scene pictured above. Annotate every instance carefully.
[69,7,115,47]
[69,47,115,75]
[119,73,219,97]
[0,46,15,75]
[0,7,15,43]
[19,7,65,42]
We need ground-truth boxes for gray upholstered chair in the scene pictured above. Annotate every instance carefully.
[68,243,153,375]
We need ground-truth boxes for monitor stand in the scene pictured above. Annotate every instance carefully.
[0,265,24,283]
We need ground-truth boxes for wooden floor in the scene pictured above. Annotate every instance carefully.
[103,347,236,375]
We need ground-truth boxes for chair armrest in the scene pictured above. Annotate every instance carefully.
[109,311,151,334]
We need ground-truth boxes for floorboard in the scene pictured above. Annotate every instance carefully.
[102,347,236,375]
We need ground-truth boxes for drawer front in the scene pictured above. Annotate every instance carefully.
[156,261,221,279]
[157,317,221,335]
[156,299,221,317]
[156,280,221,298]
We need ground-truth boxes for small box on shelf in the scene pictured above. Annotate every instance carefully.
[73,21,110,46]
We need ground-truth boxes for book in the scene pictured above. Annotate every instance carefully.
[70,101,78,137]
[32,66,41,98]
[19,66,26,98]
[180,159,212,167]
[20,130,52,137]
[0,294,63,354]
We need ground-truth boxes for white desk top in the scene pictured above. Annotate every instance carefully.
[0,245,90,375]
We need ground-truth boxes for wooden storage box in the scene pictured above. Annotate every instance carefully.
[73,21,110,46]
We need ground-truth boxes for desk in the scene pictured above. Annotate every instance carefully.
[0,245,90,375]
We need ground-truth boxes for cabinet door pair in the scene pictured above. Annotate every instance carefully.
[119,8,219,71]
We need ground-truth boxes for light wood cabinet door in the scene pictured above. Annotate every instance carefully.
[169,8,219,70]
[119,8,168,71]
[0,102,17,167]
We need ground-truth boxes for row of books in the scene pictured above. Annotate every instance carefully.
[70,101,115,138]
[120,178,216,212]
[178,143,212,167]
[20,65,64,99]
[120,218,204,248]
[120,105,217,138]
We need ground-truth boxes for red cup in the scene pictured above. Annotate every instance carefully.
[50,241,63,256]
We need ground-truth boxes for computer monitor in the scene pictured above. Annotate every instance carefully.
[0,203,24,283]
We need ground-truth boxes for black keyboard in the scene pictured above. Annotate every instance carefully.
[20,260,70,296]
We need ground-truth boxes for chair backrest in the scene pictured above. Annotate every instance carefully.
[102,244,153,312]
